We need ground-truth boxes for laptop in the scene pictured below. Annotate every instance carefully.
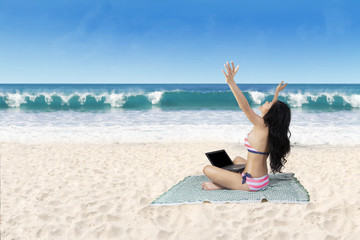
[205,149,245,173]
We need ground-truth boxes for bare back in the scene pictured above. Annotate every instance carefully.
[243,124,270,177]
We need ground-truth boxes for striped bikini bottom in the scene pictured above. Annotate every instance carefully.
[241,172,269,191]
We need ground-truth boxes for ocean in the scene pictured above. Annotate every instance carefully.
[0,84,359,145]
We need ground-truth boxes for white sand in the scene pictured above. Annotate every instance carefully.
[1,142,360,240]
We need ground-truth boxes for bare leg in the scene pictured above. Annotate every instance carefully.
[202,165,250,191]
[233,156,247,165]
[201,181,226,190]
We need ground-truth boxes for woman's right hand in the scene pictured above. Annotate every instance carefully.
[276,81,288,92]
[223,61,239,85]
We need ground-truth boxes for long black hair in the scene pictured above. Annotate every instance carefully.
[263,100,291,174]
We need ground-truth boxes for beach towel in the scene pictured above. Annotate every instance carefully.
[150,173,309,206]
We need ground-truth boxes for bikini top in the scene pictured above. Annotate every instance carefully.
[244,133,269,155]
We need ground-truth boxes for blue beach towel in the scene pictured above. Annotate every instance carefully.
[151,173,309,206]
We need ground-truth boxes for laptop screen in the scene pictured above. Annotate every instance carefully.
[205,150,233,168]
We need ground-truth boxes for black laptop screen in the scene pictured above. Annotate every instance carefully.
[205,150,233,168]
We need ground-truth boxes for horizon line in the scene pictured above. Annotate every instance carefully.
[0,82,359,85]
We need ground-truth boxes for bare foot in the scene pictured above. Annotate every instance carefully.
[201,181,225,190]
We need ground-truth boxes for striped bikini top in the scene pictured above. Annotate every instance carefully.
[244,133,269,155]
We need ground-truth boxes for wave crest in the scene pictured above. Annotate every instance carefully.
[0,91,359,110]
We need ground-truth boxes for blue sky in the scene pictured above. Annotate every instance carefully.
[0,0,359,83]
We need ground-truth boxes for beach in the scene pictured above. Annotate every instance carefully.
[1,83,360,239]
[1,141,360,239]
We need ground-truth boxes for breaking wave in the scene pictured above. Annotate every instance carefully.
[0,90,359,110]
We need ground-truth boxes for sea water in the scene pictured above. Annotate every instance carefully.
[0,84,359,145]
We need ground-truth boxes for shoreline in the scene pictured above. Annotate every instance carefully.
[2,141,360,148]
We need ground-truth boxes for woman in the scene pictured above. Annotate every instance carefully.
[202,61,291,191]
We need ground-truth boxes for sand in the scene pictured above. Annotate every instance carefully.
[1,142,360,240]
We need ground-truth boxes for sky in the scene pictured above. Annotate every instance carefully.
[0,0,359,84]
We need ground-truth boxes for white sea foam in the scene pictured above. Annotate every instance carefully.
[1,122,359,146]
[147,91,164,104]
[78,93,88,104]
[287,92,309,107]
[104,92,126,107]
[248,91,266,104]
[342,94,360,108]
[4,92,27,107]
[1,109,359,146]
[287,92,360,108]
[307,92,335,103]
[325,93,335,104]
[59,94,73,105]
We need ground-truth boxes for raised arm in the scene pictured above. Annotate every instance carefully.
[223,62,264,126]
[272,81,288,103]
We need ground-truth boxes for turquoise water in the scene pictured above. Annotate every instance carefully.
[0,84,359,111]
[0,84,359,145]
